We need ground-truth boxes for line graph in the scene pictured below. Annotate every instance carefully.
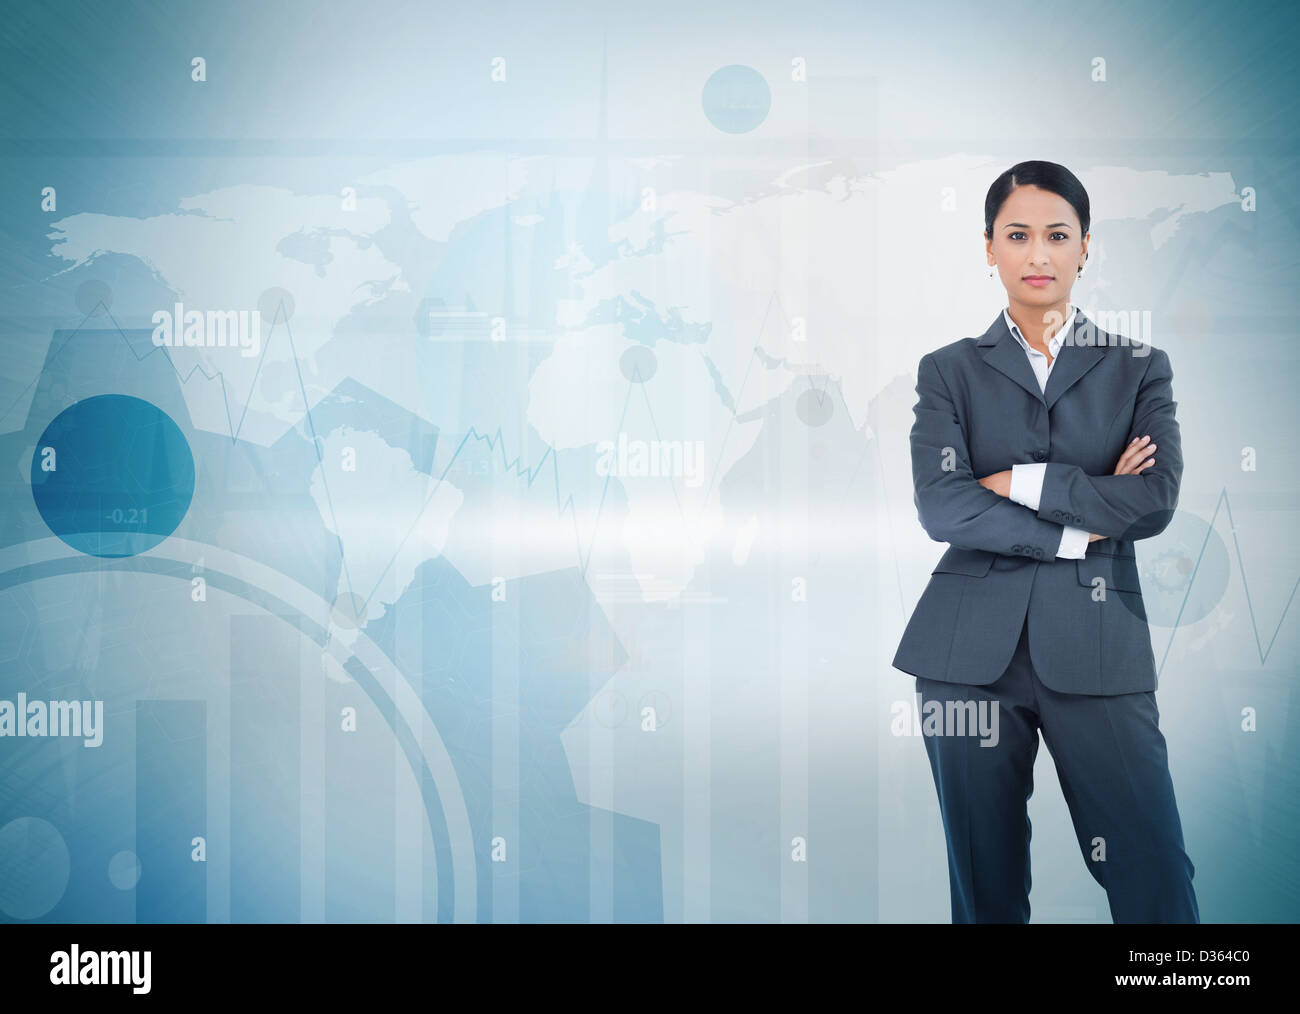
[1157,487,1299,675]
[11,298,1295,666]
[5,297,365,602]
[5,296,758,617]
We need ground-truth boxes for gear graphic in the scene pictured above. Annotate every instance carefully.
[1148,546,1195,596]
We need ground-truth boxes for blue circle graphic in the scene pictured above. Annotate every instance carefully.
[30,395,195,558]
[702,65,771,134]
[0,817,70,920]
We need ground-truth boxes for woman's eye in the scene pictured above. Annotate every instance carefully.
[1052,232,1068,241]
[1010,232,1025,240]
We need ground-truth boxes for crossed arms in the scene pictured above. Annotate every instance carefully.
[909,348,1182,560]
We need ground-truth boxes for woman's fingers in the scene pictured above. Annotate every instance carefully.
[1116,447,1155,474]
[1113,435,1156,475]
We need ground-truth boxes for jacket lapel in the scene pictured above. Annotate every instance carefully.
[1043,311,1107,409]
[977,309,1107,410]
[977,311,1045,406]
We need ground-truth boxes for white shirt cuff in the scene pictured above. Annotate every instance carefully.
[1009,462,1047,511]
[1056,525,1090,559]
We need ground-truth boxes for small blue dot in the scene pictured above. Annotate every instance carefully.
[31,395,195,558]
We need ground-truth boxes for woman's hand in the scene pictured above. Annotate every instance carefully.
[1086,437,1157,543]
[975,469,1011,498]
[1113,435,1156,475]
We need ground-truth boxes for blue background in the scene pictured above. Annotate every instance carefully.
[0,0,1297,923]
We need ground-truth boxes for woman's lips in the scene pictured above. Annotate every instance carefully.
[1023,276,1054,288]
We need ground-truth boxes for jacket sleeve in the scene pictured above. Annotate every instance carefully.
[910,351,1071,559]
[1034,347,1182,541]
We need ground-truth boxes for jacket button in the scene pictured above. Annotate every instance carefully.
[1033,448,1048,461]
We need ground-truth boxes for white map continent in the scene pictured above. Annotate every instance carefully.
[309,425,463,624]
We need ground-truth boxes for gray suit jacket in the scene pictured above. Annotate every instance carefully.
[891,308,1183,695]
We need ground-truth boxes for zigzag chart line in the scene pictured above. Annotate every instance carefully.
[364,341,728,614]
[4,301,728,615]
[1157,487,1300,676]
[2,300,365,603]
[11,306,1294,661]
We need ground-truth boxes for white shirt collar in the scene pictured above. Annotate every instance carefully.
[1003,304,1075,356]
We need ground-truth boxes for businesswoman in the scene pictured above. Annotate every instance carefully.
[892,160,1199,923]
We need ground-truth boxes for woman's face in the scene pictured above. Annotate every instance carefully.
[985,185,1088,309]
